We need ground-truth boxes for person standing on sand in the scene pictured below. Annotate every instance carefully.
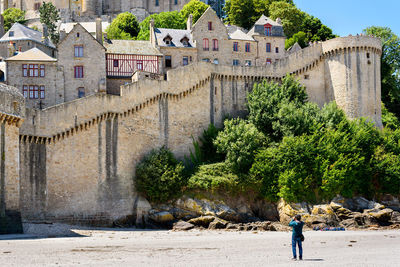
[289,214,305,261]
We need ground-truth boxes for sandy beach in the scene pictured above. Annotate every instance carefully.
[0,226,399,267]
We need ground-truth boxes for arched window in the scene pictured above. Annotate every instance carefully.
[212,39,218,51]
[203,38,209,51]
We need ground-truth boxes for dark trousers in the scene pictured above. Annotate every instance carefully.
[292,235,303,259]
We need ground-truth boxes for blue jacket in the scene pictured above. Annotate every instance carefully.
[289,220,304,237]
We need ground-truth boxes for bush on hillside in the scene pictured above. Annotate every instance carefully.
[187,162,240,193]
[214,119,268,174]
[135,147,185,202]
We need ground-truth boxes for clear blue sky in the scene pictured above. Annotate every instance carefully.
[294,0,400,36]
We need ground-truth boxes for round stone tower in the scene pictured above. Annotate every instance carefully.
[322,36,383,127]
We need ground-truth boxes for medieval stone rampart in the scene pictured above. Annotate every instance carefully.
[17,36,382,224]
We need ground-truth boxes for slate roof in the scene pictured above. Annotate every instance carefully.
[253,15,282,27]
[5,47,57,62]
[154,28,196,48]
[104,40,162,56]
[0,23,56,49]
[247,15,284,37]
[60,21,110,34]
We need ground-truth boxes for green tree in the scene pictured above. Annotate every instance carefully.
[135,147,185,202]
[39,2,60,44]
[268,1,304,37]
[180,0,209,24]
[247,75,308,140]
[137,11,185,40]
[363,26,400,119]
[285,31,308,49]
[2,8,26,32]
[223,0,293,29]
[214,118,268,174]
[105,12,139,40]
[301,14,336,42]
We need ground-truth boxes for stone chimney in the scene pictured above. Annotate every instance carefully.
[0,15,4,38]
[42,24,49,45]
[59,29,66,42]
[187,14,193,31]
[96,17,103,45]
[149,19,155,47]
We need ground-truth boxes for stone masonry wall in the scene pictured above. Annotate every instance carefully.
[17,36,383,224]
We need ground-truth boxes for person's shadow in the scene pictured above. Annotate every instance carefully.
[302,259,324,262]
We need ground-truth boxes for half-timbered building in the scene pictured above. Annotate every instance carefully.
[104,40,163,94]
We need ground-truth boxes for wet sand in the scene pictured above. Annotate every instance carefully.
[0,227,399,266]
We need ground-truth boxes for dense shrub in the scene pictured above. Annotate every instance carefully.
[247,75,308,140]
[214,119,268,174]
[188,162,240,193]
[135,147,185,202]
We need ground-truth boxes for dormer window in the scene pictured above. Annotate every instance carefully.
[9,31,14,37]
[181,37,189,47]
[264,24,272,36]
[164,35,172,46]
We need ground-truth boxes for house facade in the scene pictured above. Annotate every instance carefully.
[57,23,106,102]
[5,48,58,109]
[151,7,286,72]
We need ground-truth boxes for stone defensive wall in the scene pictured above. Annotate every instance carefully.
[16,36,382,225]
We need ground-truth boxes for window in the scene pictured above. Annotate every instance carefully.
[212,39,218,51]
[77,32,80,38]
[24,64,45,77]
[78,87,85,98]
[9,31,14,37]
[266,43,271,52]
[304,75,310,80]
[203,38,209,51]
[367,53,370,59]
[74,45,83,57]
[202,58,210,62]
[155,0,159,6]
[34,3,41,10]
[183,56,189,66]
[208,22,213,31]
[22,85,28,98]
[275,47,279,53]
[74,66,84,78]
[233,59,239,66]
[233,42,238,52]
[264,25,272,36]
[165,55,172,68]
[113,59,119,67]
[39,86,45,99]
[28,85,39,99]
[22,64,28,77]
[266,58,272,64]
[174,0,178,4]
[40,65,45,77]
[245,60,252,66]
[164,36,172,45]
[137,60,143,70]
[213,59,219,65]
[245,43,250,52]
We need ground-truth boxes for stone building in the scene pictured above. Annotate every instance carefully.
[5,47,58,109]
[2,0,191,22]
[151,7,286,71]
[57,23,106,101]
[0,23,56,59]
[104,39,163,94]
